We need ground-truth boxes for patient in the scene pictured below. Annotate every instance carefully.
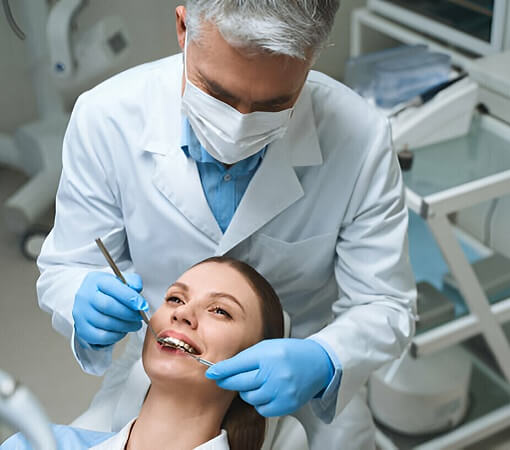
[1,256,284,450]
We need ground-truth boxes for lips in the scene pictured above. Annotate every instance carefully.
[157,330,202,355]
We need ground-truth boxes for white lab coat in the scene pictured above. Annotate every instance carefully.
[37,53,416,450]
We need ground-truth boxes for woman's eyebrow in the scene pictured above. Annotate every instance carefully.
[209,292,245,313]
[168,282,189,292]
[167,284,246,313]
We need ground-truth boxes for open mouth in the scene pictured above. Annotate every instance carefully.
[158,336,199,355]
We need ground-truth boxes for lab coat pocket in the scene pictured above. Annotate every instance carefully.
[250,232,337,295]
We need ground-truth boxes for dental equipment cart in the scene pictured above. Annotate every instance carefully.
[350,5,510,450]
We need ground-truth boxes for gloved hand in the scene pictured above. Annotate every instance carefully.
[73,271,148,349]
[206,338,334,417]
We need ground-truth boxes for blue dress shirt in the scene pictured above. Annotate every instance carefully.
[180,118,265,233]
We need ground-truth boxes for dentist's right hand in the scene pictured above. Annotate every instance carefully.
[73,271,149,349]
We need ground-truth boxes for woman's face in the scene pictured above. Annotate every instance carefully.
[142,261,264,386]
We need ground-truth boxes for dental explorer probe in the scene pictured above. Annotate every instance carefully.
[95,238,214,367]
[95,238,157,339]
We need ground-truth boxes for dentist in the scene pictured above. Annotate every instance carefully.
[37,1,416,449]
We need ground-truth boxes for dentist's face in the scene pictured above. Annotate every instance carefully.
[175,6,310,114]
[142,261,264,386]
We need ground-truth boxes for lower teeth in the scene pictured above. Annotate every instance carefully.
[166,343,189,353]
[158,338,195,354]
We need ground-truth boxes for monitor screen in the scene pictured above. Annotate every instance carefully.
[384,0,494,43]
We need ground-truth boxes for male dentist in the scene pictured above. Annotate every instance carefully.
[37,1,416,448]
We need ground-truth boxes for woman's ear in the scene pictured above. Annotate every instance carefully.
[175,6,187,50]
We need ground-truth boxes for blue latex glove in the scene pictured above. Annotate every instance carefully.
[73,271,148,349]
[206,338,334,417]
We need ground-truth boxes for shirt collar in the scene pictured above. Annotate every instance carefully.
[90,418,135,449]
[91,418,230,450]
[195,429,230,449]
[180,116,266,173]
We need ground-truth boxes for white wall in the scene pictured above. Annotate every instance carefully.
[0,0,367,133]
[314,0,368,80]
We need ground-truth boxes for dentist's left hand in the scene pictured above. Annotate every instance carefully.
[205,338,334,417]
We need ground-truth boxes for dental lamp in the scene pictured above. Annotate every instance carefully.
[0,369,57,450]
[1,0,129,260]
[47,0,130,92]
[46,0,86,79]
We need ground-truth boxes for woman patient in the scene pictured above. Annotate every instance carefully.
[2,256,284,450]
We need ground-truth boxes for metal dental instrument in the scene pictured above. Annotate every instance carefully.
[94,238,157,339]
[95,238,214,367]
[184,354,214,367]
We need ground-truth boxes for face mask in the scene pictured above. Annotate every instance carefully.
[181,34,294,164]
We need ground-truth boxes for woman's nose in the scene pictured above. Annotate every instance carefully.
[171,304,198,328]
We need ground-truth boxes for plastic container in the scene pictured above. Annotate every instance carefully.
[344,44,428,98]
[374,52,451,108]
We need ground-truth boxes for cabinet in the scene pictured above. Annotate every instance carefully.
[351,7,510,449]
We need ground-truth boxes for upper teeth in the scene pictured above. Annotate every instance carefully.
[160,336,197,354]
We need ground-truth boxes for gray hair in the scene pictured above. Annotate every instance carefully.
[185,0,341,60]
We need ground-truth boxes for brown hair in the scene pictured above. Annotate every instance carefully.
[193,256,284,450]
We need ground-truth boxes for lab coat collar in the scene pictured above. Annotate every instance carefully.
[138,56,183,155]
[286,79,323,168]
[145,56,224,242]
[216,140,304,254]
[217,83,321,254]
[152,149,224,243]
[141,55,322,249]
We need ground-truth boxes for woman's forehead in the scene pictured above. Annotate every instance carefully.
[175,262,259,303]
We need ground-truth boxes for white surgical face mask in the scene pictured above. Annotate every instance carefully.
[181,34,294,164]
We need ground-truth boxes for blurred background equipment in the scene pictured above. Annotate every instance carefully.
[345,45,479,150]
[348,1,510,449]
[367,0,510,55]
[369,346,472,435]
[47,0,130,92]
[0,369,57,450]
[345,44,452,108]
[0,0,129,259]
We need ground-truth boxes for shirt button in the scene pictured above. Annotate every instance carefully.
[223,174,232,182]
